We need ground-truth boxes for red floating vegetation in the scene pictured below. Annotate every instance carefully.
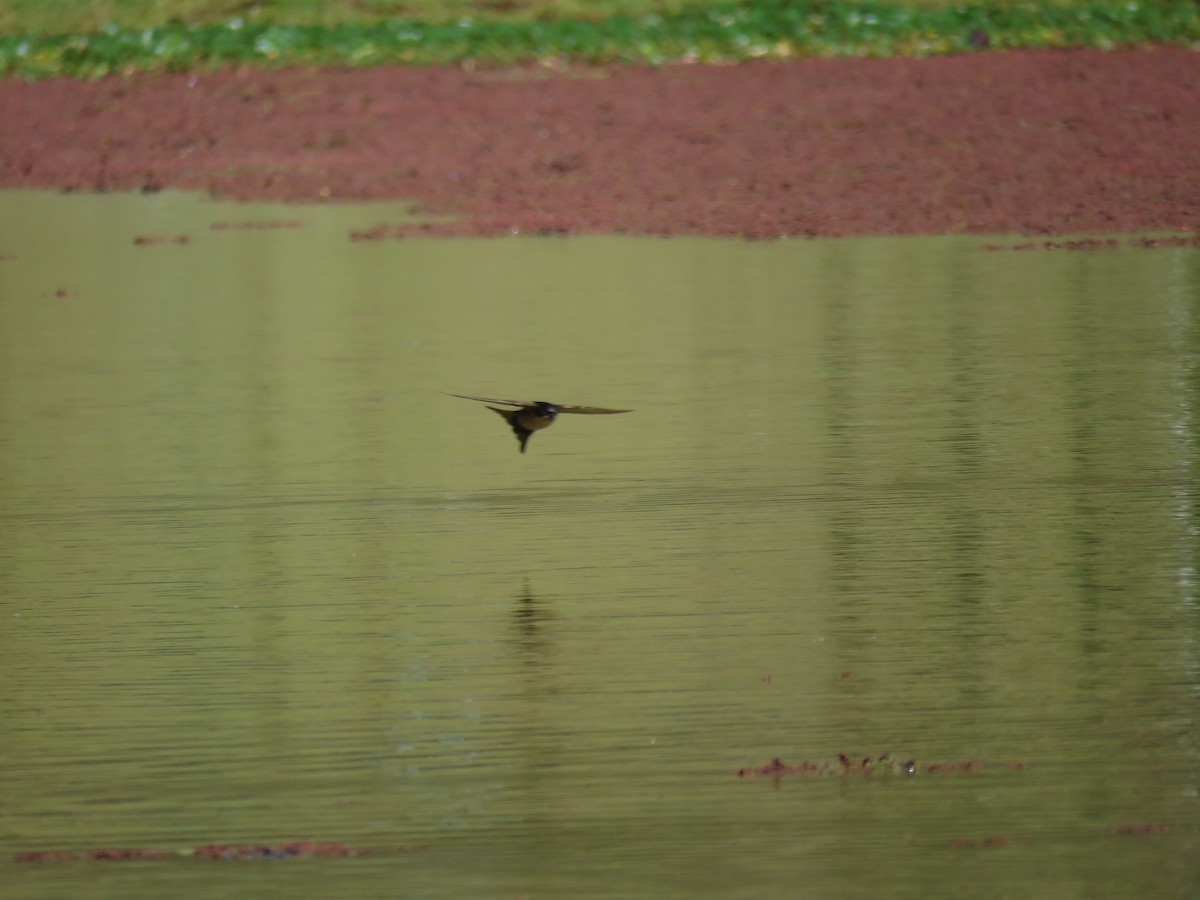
[210,220,303,231]
[348,214,582,242]
[1114,823,1170,835]
[1125,235,1200,249]
[16,840,377,863]
[980,235,1200,252]
[14,851,80,863]
[15,848,167,862]
[348,224,391,242]
[738,757,821,777]
[90,848,169,860]
[133,234,191,246]
[193,841,356,860]
[925,758,985,774]
[3,48,1198,239]
[738,753,1027,779]
[738,753,900,778]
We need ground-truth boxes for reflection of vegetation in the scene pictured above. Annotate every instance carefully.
[1,0,1197,78]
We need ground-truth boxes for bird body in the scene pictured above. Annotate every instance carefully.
[446,392,632,453]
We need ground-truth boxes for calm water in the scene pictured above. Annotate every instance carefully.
[1,191,1197,898]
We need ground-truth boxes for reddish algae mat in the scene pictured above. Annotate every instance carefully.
[0,46,1197,238]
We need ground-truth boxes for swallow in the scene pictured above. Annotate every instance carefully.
[446,392,633,453]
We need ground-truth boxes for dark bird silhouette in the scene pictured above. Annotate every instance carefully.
[445,392,632,453]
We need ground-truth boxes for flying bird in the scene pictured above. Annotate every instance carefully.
[445,392,633,453]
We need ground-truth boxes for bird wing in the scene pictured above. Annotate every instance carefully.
[445,392,632,414]
[556,405,633,415]
[444,392,535,408]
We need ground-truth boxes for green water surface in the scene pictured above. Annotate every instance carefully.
[1,190,1197,898]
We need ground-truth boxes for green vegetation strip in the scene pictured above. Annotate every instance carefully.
[1,0,1196,78]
